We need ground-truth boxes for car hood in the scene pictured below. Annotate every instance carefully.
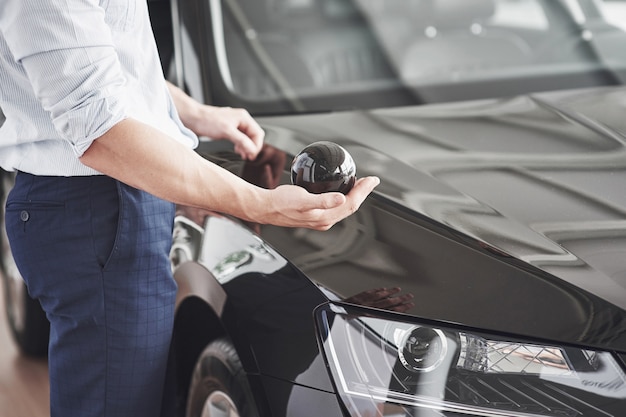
[259,86,626,352]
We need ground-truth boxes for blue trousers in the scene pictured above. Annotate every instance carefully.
[5,172,177,417]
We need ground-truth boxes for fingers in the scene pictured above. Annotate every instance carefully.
[264,175,379,230]
[232,129,263,160]
[303,176,380,230]
[346,176,380,209]
[195,106,265,160]
[310,176,379,207]
[230,110,264,160]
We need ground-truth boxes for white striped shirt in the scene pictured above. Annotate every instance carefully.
[0,0,198,176]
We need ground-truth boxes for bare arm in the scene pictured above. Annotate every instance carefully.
[166,81,264,160]
[79,118,379,230]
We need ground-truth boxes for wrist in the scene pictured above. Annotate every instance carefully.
[167,81,207,133]
[245,187,274,224]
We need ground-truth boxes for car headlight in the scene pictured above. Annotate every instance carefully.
[315,304,626,417]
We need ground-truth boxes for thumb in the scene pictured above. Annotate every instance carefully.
[316,192,346,209]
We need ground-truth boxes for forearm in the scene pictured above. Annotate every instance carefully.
[165,81,264,160]
[79,118,266,222]
[80,118,379,230]
[166,81,210,133]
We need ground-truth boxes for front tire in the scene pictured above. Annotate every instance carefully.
[0,170,50,357]
[186,338,259,417]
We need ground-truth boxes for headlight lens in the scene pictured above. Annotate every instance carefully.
[316,304,626,417]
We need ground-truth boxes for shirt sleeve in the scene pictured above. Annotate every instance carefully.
[0,0,129,157]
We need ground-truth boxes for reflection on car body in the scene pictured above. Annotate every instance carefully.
[3,0,626,416]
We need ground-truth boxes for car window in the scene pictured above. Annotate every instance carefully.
[490,0,549,29]
[211,0,626,114]
[598,0,626,29]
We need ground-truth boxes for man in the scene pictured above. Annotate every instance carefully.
[0,1,379,416]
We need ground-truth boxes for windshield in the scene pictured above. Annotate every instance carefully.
[210,0,626,114]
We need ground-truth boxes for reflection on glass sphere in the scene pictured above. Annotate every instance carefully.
[291,141,356,194]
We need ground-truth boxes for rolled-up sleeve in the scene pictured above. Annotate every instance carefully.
[0,0,128,156]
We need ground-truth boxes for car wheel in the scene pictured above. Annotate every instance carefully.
[0,170,50,357]
[186,338,259,417]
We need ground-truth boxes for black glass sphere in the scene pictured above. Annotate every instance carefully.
[291,141,356,194]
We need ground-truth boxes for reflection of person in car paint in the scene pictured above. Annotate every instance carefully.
[0,1,379,416]
[344,286,415,313]
[222,262,413,416]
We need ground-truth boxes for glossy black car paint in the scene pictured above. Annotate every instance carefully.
[165,0,626,415]
[2,0,626,416]
[255,87,626,353]
[171,86,626,400]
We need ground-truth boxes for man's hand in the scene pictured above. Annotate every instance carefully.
[262,176,380,231]
[80,118,379,231]
[166,81,264,160]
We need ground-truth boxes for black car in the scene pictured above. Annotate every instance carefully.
[3,0,626,416]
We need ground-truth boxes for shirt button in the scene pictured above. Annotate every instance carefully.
[20,210,30,222]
